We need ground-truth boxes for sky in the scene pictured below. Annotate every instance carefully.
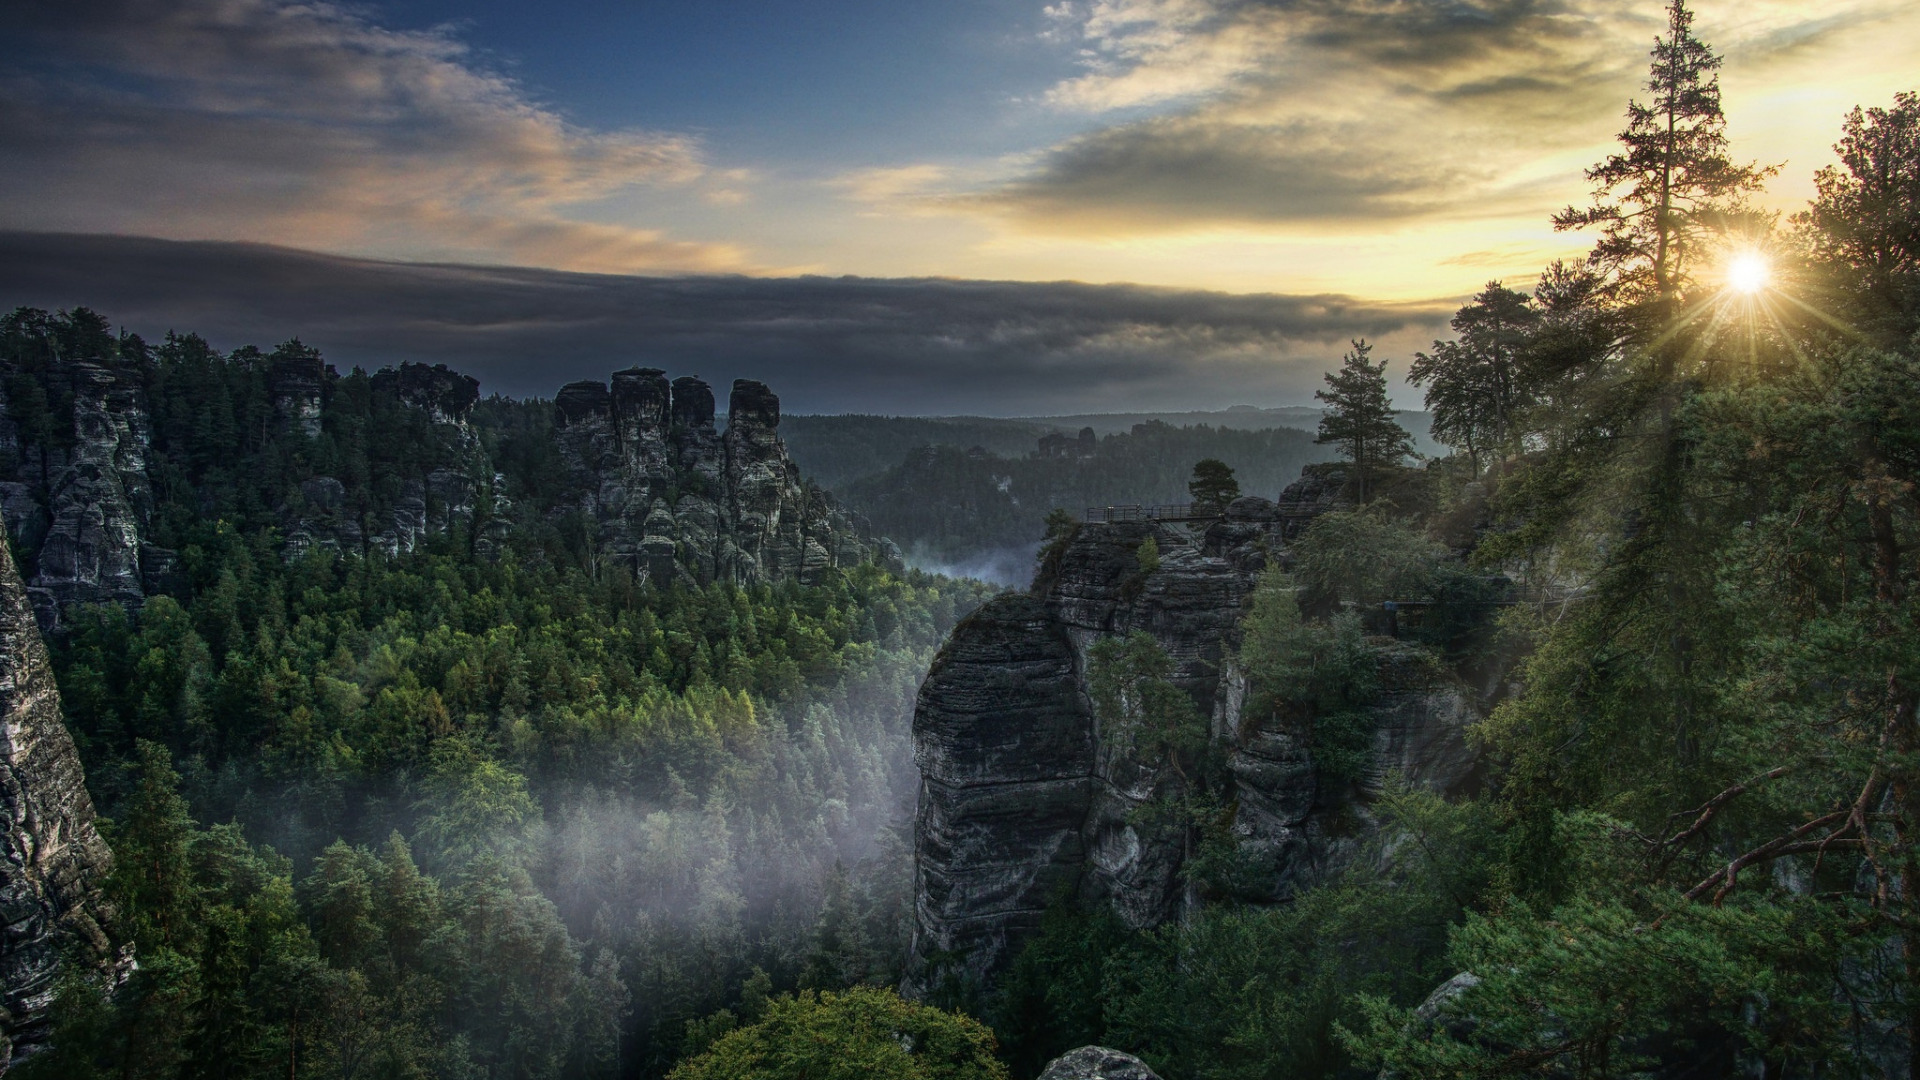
[1,0,1916,410]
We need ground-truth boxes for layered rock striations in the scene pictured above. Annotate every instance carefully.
[0,357,168,632]
[907,474,1482,991]
[553,371,901,588]
[0,537,116,1070]
[913,594,1093,974]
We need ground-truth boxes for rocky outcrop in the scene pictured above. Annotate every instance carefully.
[0,537,117,1069]
[1272,461,1353,541]
[2,350,898,619]
[912,595,1092,976]
[907,472,1479,992]
[1411,971,1483,1041]
[286,362,487,561]
[371,363,480,431]
[1039,1046,1163,1080]
[269,354,326,438]
[553,372,901,588]
[0,357,170,633]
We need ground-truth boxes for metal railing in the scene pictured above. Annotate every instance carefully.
[1083,503,1220,524]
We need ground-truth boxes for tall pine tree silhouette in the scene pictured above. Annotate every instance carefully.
[1315,340,1413,505]
[1554,0,1774,308]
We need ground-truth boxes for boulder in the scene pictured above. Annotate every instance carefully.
[1038,1046,1163,1080]
[1225,494,1279,522]
[1413,971,1483,1040]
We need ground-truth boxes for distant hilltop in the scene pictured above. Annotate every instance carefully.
[1013,405,1434,443]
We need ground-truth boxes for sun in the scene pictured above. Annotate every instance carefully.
[1727,252,1771,295]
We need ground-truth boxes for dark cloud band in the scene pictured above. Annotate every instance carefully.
[0,232,1449,415]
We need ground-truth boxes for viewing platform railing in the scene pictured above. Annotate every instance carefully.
[1083,503,1221,524]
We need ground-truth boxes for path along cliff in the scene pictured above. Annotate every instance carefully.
[905,465,1485,993]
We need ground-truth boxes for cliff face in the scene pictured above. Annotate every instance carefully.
[553,371,902,588]
[906,476,1482,991]
[0,537,116,1070]
[0,359,167,633]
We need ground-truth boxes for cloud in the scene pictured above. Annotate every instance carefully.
[968,0,1912,236]
[975,115,1478,231]
[834,165,956,210]
[0,0,745,273]
[0,232,1452,415]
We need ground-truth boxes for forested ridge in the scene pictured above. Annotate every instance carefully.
[777,415,1062,489]
[778,409,1435,495]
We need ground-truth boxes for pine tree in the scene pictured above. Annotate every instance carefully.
[1314,340,1414,504]
[1408,282,1540,476]
[111,740,201,951]
[1553,0,1774,306]
[1187,459,1240,513]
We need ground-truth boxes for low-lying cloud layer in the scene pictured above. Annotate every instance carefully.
[0,0,743,273]
[0,232,1449,415]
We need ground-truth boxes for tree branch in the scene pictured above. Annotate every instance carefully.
[1679,809,1849,904]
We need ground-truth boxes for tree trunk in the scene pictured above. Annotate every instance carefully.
[1864,455,1918,1075]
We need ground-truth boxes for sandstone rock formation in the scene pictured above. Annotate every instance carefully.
[269,353,326,437]
[1272,460,1352,541]
[273,361,488,562]
[907,472,1481,992]
[0,357,169,633]
[1412,972,1483,1038]
[371,362,482,430]
[552,371,901,588]
[1,349,898,628]
[1039,1046,1163,1080]
[0,537,117,1070]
